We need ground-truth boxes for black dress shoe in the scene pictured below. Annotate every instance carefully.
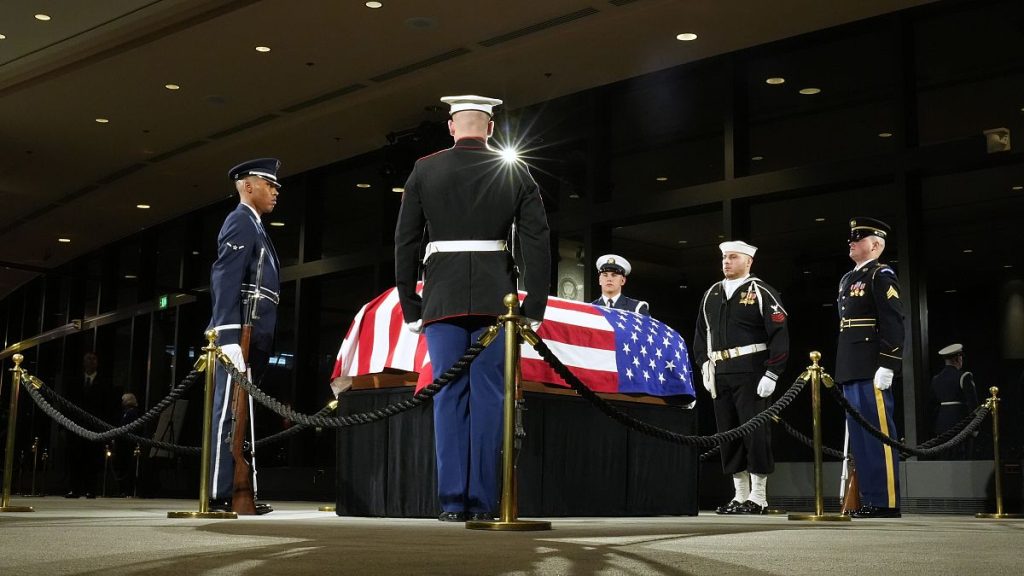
[84,493,96,499]
[208,498,232,513]
[737,500,766,515]
[254,502,273,515]
[64,491,81,499]
[850,505,901,519]
[468,512,495,521]
[438,511,467,522]
[715,500,743,514]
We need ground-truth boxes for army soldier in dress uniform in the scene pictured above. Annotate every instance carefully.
[394,95,551,522]
[693,240,788,515]
[591,254,650,315]
[206,158,282,515]
[931,343,978,459]
[836,217,904,519]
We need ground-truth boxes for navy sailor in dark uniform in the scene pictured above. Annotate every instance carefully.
[693,240,788,514]
[394,95,551,522]
[836,217,905,518]
[591,254,650,315]
[206,158,282,515]
[931,343,978,459]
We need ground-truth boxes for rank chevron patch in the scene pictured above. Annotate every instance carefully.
[886,285,899,299]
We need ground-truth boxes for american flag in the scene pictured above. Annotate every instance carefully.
[331,287,695,400]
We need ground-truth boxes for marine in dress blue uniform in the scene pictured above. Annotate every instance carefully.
[394,95,551,522]
[591,254,650,316]
[693,241,789,514]
[207,158,282,514]
[835,217,904,519]
[931,343,978,459]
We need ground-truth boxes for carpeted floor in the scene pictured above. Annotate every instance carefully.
[1,498,1022,575]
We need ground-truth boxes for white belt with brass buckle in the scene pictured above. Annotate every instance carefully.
[940,401,964,406]
[839,318,876,331]
[710,343,767,362]
[423,240,507,263]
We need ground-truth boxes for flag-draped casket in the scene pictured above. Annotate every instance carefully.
[331,287,695,402]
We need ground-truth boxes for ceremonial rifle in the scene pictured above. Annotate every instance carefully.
[231,247,265,515]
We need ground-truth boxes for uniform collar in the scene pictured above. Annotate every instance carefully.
[240,202,262,222]
[453,137,487,149]
[853,258,876,271]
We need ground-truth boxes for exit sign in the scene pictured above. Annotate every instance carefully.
[158,295,169,310]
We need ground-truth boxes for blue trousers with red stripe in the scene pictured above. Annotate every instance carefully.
[842,378,901,508]
[425,318,506,515]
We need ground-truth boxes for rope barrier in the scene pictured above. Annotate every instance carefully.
[529,336,808,448]
[774,416,846,459]
[218,342,486,428]
[826,384,991,458]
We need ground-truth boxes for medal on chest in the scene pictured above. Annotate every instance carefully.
[738,285,758,305]
[849,281,866,297]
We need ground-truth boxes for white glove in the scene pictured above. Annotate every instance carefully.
[701,361,712,392]
[756,373,777,398]
[221,343,246,372]
[873,367,894,391]
[405,319,424,334]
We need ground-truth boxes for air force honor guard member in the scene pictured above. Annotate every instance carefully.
[394,95,551,522]
[693,240,789,515]
[592,255,650,315]
[836,217,905,518]
[207,158,282,515]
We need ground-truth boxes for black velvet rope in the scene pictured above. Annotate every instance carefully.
[826,384,991,458]
[530,337,808,448]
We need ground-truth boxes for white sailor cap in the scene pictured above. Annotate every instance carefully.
[596,254,631,276]
[719,240,757,257]
[938,343,963,357]
[440,94,503,117]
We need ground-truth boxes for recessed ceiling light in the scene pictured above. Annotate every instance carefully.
[192,250,200,256]
[799,87,821,95]
[255,46,271,53]
[815,217,826,222]
[356,183,371,188]
[803,270,811,274]
[765,77,785,85]
[365,1,383,7]
[136,204,151,209]
[675,33,698,41]
[269,221,285,227]
[1004,264,1014,269]
[1012,185,1023,191]
[58,237,71,243]
[717,234,725,239]
[751,155,764,161]
[878,132,893,138]
[392,187,405,193]
[656,176,668,182]
[0,34,6,40]
[945,289,957,294]
[164,83,180,90]
[677,240,688,244]
[124,274,137,280]
[569,193,580,199]
[34,14,51,22]
[963,249,973,253]
[95,118,109,123]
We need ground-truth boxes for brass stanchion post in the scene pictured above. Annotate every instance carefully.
[168,330,236,519]
[318,400,340,512]
[132,445,141,498]
[30,437,38,496]
[976,386,1023,519]
[467,294,551,531]
[1,354,34,512]
[789,351,850,522]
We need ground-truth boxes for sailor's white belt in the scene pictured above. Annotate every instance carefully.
[424,240,507,263]
[710,343,767,362]
[940,401,964,406]
[242,284,280,305]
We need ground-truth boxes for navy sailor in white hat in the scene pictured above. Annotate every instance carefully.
[930,343,978,459]
[591,254,649,315]
[394,95,551,522]
[693,240,789,515]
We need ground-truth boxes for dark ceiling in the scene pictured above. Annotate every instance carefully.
[0,0,934,298]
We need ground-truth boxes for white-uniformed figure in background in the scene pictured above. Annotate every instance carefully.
[591,254,649,315]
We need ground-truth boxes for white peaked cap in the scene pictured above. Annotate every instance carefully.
[441,94,503,117]
[719,240,757,257]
